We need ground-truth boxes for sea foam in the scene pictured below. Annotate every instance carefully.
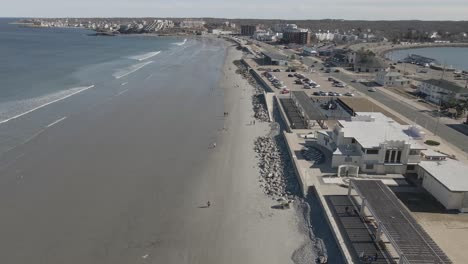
[128,51,161,61]
[113,61,153,79]
[173,39,187,46]
[0,85,95,125]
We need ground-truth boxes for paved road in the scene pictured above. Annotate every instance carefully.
[300,57,468,155]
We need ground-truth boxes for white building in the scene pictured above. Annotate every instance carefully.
[210,29,233,35]
[417,79,468,104]
[376,72,410,87]
[179,20,205,28]
[417,159,468,212]
[317,112,426,174]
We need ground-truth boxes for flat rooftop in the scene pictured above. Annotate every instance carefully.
[351,180,452,264]
[419,159,468,192]
[337,112,425,149]
[339,97,407,125]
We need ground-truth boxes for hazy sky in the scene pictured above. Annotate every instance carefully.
[2,0,468,20]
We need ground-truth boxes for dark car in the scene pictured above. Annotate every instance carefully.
[313,92,320,96]
[273,69,281,72]
[334,69,340,73]
[288,74,294,77]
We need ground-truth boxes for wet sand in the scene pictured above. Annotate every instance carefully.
[0,39,309,263]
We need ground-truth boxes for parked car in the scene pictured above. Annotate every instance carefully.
[334,69,340,73]
[295,80,303,84]
[325,69,331,73]
[319,91,327,96]
[313,92,320,96]
[288,74,294,77]
[328,77,334,82]
[273,69,281,72]
[335,82,345,88]
[344,92,355,96]
[328,92,335,96]
[281,88,290,94]
[368,87,377,92]
[303,85,311,89]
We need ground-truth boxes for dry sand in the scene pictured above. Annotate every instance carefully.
[187,44,312,264]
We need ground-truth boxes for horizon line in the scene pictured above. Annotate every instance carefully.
[1,16,467,22]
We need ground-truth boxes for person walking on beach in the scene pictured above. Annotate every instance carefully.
[207,201,211,207]
[212,142,216,149]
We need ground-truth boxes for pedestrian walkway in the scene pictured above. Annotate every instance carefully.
[325,195,394,264]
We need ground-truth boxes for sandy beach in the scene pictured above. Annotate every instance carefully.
[0,39,313,263]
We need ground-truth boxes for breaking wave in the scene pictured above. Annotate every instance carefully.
[113,61,153,79]
[0,85,95,125]
[173,39,187,46]
[128,51,161,61]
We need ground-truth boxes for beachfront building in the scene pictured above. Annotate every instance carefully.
[375,71,410,87]
[261,51,289,66]
[417,158,468,212]
[317,112,426,174]
[417,79,468,104]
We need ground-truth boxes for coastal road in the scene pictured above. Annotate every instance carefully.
[330,70,468,154]
[297,56,468,155]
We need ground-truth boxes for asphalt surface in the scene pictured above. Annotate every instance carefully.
[300,57,468,154]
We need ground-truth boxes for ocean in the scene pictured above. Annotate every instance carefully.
[386,47,468,71]
[0,18,219,155]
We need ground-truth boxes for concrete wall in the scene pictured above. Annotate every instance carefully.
[422,171,464,210]
[264,92,275,122]
[275,96,292,133]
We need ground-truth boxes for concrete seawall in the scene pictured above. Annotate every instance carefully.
[282,132,354,264]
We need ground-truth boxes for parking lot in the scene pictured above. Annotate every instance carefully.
[261,68,359,97]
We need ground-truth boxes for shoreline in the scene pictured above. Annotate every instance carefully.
[202,40,320,263]
[377,43,468,57]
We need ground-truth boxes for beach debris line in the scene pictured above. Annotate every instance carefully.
[254,136,299,199]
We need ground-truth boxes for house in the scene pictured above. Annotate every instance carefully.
[417,159,468,212]
[317,112,426,174]
[348,51,386,72]
[376,72,410,87]
[261,51,289,66]
[417,79,468,104]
